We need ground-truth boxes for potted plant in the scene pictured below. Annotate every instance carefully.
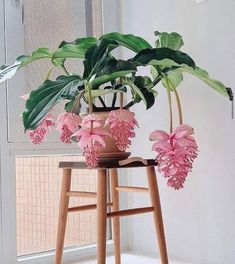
[0,31,231,189]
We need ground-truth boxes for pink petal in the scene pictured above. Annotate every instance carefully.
[82,114,102,128]
[152,141,172,151]
[91,135,106,147]
[149,130,170,141]
[171,124,194,139]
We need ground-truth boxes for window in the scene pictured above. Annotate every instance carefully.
[16,155,105,257]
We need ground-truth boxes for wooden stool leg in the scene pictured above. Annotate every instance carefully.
[97,169,107,264]
[146,167,169,264]
[110,169,121,264]
[55,169,72,264]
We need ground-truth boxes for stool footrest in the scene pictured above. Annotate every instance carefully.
[115,186,149,193]
[66,191,97,198]
[107,206,154,218]
[68,203,113,212]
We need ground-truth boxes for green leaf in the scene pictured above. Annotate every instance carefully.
[21,48,53,67]
[52,37,97,65]
[134,76,154,89]
[130,48,196,68]
[84,38,119,78]
[162,71,183,89]
[123,77,155,109]
[155,32,184,50]
[173,66,229,97]
[150,66,159,79]
[23,75,84,130]
[0,48,54,83]
[0,55,28,83]
[91,59,137,88]
[101,32,152,52]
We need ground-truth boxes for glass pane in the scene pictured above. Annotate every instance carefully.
[23,0,87,92]
[16,155,111,257]
[7,0,89,142]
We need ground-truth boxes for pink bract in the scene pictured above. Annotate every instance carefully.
[72,114,110,169]
[57,112,82,144]
[28,114,55,144]
[105,109,138,151]
[73,127,109,149]
[150,124,198,190]
[81,114,103,128]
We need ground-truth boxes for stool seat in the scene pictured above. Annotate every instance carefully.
[59,157,157,169]
[55,157,168,264]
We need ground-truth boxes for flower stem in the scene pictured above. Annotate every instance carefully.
[168,78,183,125]
[164,76,173,133]
[85,82,93,114]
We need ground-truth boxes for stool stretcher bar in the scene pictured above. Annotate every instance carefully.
[68,202,113,213]
[107,206,154,218]
[115,186,149,193]
[66,191,97,198]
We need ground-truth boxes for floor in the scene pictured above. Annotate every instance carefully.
[69,252,191,264]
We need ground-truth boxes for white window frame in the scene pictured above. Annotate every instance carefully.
[0,0,128,263]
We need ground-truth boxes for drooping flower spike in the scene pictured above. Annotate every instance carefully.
[57,112,82,144]
[72,114,109,169]
[20,93,55,144]
[28,113,55,144]
[105,109,138,151]
[150,124,198,190]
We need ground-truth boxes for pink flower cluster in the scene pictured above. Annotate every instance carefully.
[56,112,82,144]
[28,114,55,144]
[72,115,109,169]
[26,108,138,169]
[105,109,138,151]
[150,124,198,190]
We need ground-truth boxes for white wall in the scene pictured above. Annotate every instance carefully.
[119,1,235,263]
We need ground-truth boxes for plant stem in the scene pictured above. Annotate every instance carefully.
[98,96,106,107]
[168,78,183,125]
[152,75,162,87]
[164,76,173,133]
[71,90,85,113]
[112,93,117,107]
[85,82,93,114]
[60,65,70,76]
[124,101,134,109]
[44,66,54,80]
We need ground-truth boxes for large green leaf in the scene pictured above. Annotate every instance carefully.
[21,48,52,67]
[122,77,155,109]
[130,48,196,68]
[0,55,28,83]
[173,66,229,97]
[155,32,184,50]
[23,75,84,130]
[84,39,119,78]
[91,59,137,88]
[52,37,97,65]
[0,48,53,83]
[101,32,152,52]
[162,71,183,89]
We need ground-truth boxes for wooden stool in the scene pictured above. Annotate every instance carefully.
[55,157,168,264]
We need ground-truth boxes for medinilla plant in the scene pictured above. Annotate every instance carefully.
[0,31,231,189]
